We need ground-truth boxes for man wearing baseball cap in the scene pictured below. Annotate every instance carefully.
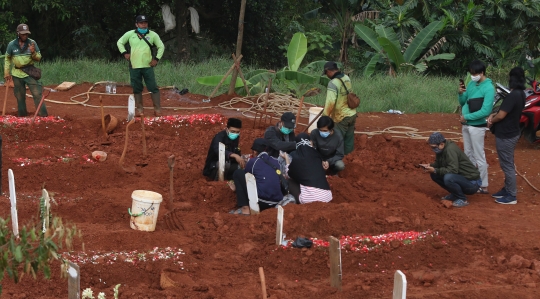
[117,15,165,116]
[322,61,357,154]
[264,112,297,158]
[3,24,48,117]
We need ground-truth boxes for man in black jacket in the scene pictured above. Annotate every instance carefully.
[264,112,297,158]
[203,118,245,180]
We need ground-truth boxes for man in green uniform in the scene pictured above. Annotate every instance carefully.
[3,24,48,117]
[117,15,165,116]
[322,61,357,155]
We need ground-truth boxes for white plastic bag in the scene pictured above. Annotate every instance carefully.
[161,4,176,32]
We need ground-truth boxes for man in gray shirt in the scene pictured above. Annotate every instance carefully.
[310,116,345,175]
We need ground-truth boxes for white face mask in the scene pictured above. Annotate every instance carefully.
[470,74,482,82]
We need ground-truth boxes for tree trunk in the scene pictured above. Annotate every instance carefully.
[228,0,247,95]
[175,0,190,61]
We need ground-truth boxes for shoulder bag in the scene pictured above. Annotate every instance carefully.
[336,77,360,109]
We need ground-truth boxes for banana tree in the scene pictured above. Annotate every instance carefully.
[355,21,455,76]
[196,32,331,97]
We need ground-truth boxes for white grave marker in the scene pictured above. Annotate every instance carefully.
[245,173,259,214]
[67,261,80,299]
[127,95,135,121]
[42,189,51,232]
[218,142,225,181]
[392,270,407,299]
[275,206,284,245]
[8,169,19,237]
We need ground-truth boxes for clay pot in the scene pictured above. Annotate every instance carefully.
[92,151,107,162]
[104,114,118,133]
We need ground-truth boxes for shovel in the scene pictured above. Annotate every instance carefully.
[119,95,136,173]
[167,155,175,209]
[295,88,321,133]
[31,87,55,126]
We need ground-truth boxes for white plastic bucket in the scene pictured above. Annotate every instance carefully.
[308,107,324,133]
[129,190,163,232]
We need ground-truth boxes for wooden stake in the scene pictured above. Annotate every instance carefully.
[245,173,260,215]
[141,113,147,157]
[232,54,250,96]
[276,206,284,245]
[119,119,135,166]
[67,261,80,299]
[2,83,9,116]
[329,236,342,290]
[209,55,243,100]
[392,270,407,299]
[8,169,18,238]
[228,0,247,95]
[218,142,225,181]
[100,96,107,138]
[167,155,175,209]
[295,96,305,133]
[258,267,267,299]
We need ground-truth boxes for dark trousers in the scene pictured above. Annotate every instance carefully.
[129,67,159,94]
[430,173,479,201]
[335,114,357,155]
[13,76,47,117]
[232,169,275,210]
[287,178,301,204]
[496,136,519,196]
[208,161,239,181]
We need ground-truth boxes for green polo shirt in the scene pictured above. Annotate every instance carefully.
[4,38,42,79]
[117,30,165,69]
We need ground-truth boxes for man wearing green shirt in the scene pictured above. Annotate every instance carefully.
[322,61,357,155]
[117,15,165,116]
[3,24,48,117]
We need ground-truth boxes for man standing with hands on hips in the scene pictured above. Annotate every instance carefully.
[4,24,48,117]
[117,15,165,116]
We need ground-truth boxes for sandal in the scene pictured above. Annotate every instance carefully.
[477,188,489,194]
[228,208,249,216]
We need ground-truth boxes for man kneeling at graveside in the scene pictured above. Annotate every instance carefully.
[264,112,297,158]
[281,133,332,204]
[310,116,345,176]
[419,132,482,208]
[229,139,284,215]
[203,118,245,181]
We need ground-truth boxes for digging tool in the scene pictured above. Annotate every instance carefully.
[303,106,324,133]
[141,113,147,157]
[100,96,107,138]
[31,88,55,126]
[2,82,9,116]
[295,88,321,133]
[119,96,136,172]
[259,267,267,299]
[167,155,175,209]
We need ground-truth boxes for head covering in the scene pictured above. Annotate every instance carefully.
[251,138,267,153]
[227,118,242,128]
[281,112,296,129]
[17,24,31,34]
[428,132,446,145]
[135,15,149,23]
[295,132,311,148]
[322,61,338,75]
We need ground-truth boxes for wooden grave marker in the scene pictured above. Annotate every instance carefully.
[67,261,81,299]
[329,236,342,290]
[245,173,259,215]
[392,270,407,299]
[276,205,284,245]
[218,142,225,181]
[55,82,76,91]
[42,188,51,232]
[8,169,19,237]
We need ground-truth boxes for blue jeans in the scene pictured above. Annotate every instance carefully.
[430,173,480,201]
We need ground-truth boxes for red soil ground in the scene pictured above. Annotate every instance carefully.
[1,83,540,298]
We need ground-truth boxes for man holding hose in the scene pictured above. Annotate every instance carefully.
[117,15,165,116]
[4,24,48,117]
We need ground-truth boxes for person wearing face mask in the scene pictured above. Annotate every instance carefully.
[203,118,245,181]
[3,24,48,117]
[264,112,297,158]
[310,116,345,176]
[420,132,481,208]
[117,15,165,116]
[229,138,284,215]
[458,60,494,195]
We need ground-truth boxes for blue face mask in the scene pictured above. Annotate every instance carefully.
[280,126,293,135]
[319,131,331,138]
[228,131,239,140]
[137,28,149,35]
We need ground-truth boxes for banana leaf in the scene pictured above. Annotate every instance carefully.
[354,24,383,53]
[364,53,381,77]
[403,21,443,63]
[246,71,275,86]
[424,53,456,61]
[275,70,318,84]
[414,62,428,72]
[196,75,245,88]
[375,25,400,50]
[244,69,270,80]
[378,37,405,71]
[318,76,330,87]
[287,33,307,72]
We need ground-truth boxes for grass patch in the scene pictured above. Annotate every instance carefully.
[36,58,459,113]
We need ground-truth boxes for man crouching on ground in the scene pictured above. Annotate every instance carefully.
[419,132,482,208]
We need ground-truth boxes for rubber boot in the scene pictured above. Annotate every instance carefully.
[134,93,144,116]
[151,92,162,117]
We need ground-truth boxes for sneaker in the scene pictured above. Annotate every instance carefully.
[452,199,469,207]
[495,195,517,205]
[441,194,456,201]
[491,188,508,199]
